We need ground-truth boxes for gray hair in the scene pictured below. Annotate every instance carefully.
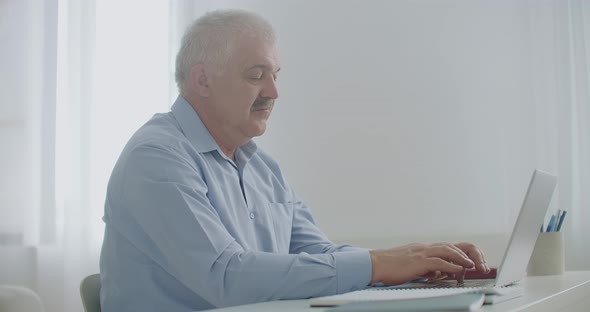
[175,9,277,95]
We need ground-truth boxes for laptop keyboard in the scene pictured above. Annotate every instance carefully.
[428,279,496,288]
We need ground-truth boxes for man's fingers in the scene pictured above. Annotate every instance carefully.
[424,245,475,268]
[368,242,489,286]
[455,242,490,273]
[425,257,465,275]
[432,242,470,260]
[457,268,466,284]
[423,270,448,281]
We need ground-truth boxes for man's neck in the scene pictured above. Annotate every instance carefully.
[184,95,248,160]
[203,121,247,161]
[216,140,238,160]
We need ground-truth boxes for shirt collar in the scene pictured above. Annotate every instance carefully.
[170,96,259,160]
[235,140,258,166]
[171,96,218,153]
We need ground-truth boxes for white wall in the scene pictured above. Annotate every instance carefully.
[177,0,557,258]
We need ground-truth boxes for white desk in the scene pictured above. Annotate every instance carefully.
[205,271,590,312]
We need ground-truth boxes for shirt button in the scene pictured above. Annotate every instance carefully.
[249,212,255,219]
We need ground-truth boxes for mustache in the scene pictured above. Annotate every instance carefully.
[251,98,274,111]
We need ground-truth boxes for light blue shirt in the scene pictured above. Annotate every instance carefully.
[99,96,372,311]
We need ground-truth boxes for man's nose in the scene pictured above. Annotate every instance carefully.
[261,76,279,99]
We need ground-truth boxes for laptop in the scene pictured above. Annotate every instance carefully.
[310,169,557,306]
[432,169,557,288]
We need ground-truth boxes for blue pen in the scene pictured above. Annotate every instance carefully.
[546,214,556,232]
[556,210,567,232]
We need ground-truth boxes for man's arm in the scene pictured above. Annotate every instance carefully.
[287,198,365,255]
[110,144,371,308]
[283,184,490,284]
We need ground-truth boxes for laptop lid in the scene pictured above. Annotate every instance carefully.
[495,169,557,286]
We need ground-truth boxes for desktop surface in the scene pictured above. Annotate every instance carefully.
[202,271,590,312]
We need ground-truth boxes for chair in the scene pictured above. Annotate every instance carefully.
[80,274,101,312]
[0,285,45,312]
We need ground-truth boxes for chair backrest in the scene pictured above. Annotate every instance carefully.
[80,274,101,312]
[0,285,45,312]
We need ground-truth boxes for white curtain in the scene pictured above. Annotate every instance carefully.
[557,0,590,270]
[49,1,172,311]
[0,1,588,312]
[523,0,590,270]
[1,0,172,311]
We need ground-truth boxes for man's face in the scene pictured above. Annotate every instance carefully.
[206,36,280,140]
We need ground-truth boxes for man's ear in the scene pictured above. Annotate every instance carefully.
[188,63,211,97]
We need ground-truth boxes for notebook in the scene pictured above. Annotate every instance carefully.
[310,285,521,307]
[309,169,557,307]
[330,293,486,312]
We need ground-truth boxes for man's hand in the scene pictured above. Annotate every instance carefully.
[369,242,490,285]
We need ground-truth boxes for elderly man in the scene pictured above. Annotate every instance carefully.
[99,9,490,311]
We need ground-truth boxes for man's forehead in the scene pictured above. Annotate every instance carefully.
[233,37,280,71]
[239,50,280,72]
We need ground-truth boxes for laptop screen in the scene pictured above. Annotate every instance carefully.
[495,169,557,286]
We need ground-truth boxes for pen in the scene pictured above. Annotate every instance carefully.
[556,210,567,232]
[546,214,556,232]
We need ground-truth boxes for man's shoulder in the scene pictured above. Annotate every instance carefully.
[109,112,203,174]
[133,111,179,140]
[126,112,189,154]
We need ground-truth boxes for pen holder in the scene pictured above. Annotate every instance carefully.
[527,231,565,276]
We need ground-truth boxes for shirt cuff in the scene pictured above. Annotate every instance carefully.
[333,250,372,294]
